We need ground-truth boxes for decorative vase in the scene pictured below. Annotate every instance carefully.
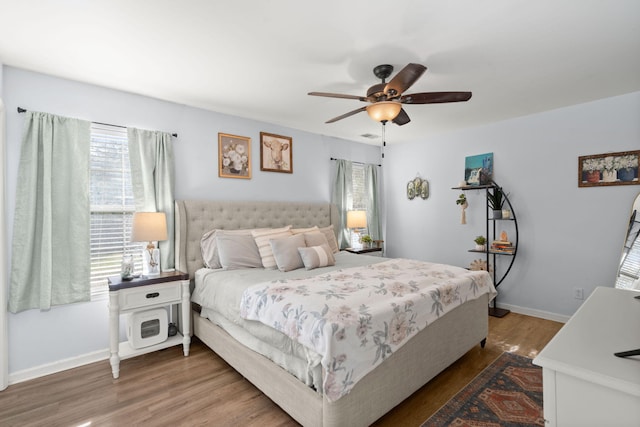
[121,255,134,280]
[501,209,511,219]
[586,170,601,183]
[602,169,617,182]
[475,244,486,251]
[618,167,636,182]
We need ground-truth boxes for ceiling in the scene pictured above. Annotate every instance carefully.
[1,0,639,144]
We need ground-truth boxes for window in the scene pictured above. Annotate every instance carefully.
[349,163,367,247]
[89,124,143,297]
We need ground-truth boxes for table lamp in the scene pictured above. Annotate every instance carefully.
[346,210,367,248]
[131,212,168,276]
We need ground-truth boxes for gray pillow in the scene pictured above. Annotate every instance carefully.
[319,225,340,253]
[298,244,336,270]
[216,234,263,270]
[303,231,329,247]
[270,233,306,272]
[201,228,266,269]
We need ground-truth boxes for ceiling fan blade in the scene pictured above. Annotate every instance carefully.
[400,91,472,104]
[325,106,367,123]
[308,92,367,102]
[392,108,411,126]
[384,63,427,97]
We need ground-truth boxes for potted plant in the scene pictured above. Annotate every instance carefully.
[456,193,468,224]
[360,234,373,248]
[474,235,487,251]
[487,185,505,219]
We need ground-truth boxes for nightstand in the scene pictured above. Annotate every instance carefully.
[108,271,190,379]
[345,247,383,256]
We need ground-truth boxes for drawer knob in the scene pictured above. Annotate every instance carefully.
[146,292,160,299]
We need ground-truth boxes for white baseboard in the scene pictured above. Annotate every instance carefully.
[498,302,570,323]
[8,349,110,386]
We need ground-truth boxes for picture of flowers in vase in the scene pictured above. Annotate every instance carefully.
[578,150,639,187]
[218,133,251,179]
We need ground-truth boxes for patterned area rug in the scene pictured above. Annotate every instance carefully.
[422,352,544,427]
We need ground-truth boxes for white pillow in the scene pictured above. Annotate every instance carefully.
[298,244,336,270]
[291,226,319,234]
[270,233,306,272]
[252,226,293,269]
[216,234,263,270]
[319,225,340,254]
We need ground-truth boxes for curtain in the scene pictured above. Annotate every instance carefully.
[331,159,352,249]
[127,128,175,271]
[365,163,382,241]
[9,112,91,313]
[0,98,8,388]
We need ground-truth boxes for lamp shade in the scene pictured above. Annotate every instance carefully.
[346,210,367,229]
[131,212,168,242]
[366,101,402,122]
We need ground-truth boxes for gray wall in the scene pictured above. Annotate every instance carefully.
[384,91,640,319]
[2,66,380,375]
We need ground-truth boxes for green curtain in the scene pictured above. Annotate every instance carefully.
[331,159,352,249]
[127,128,175,271]
[365,163,382,241]
[9,112,90,313]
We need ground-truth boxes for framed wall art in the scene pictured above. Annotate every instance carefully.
[218,133,251,179]
[578,150,639,187]
[260,132,292,173]
[465,152,493,185]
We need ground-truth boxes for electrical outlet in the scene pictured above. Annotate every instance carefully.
[573,287,584,300]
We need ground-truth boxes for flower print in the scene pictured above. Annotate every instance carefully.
[388,281,410,297]
[326,304,358,326]
[440,284,459,306]
[389,312,408,345]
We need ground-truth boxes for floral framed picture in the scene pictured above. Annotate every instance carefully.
[260,132,292,173]
[578,150,639,187]
[218,133,251,179]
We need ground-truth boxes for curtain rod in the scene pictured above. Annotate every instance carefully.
[17,107,178,138]
[330,157,381,167]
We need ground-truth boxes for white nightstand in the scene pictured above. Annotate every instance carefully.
[108,271,191,379]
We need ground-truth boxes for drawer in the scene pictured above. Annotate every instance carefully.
[118,281,181,311]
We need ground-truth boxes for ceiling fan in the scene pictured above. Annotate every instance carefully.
[308,63,472,126]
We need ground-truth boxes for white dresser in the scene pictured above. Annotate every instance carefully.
[533,287,640,427]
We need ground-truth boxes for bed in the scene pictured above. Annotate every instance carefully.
[175,200,494,427]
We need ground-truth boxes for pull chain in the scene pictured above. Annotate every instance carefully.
[381,121,386,160]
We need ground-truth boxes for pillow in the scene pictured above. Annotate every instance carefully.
[270,233,306,272]
[303,231,329,247]
[291,226,318,234]
[319,225,340,253]
[216,234,263,270]
[201,228,265,269]
[252,226,293,269]
[298,244,336,270]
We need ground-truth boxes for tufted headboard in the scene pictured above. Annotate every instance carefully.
[174,200,339,279]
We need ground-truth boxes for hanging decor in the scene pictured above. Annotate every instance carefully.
[456,193,468,224]
[407,174,429,200]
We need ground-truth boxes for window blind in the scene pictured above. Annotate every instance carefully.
[89,123,143,297]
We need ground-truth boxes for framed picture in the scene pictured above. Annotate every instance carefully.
[465,152,493,185]
[218,133,251,179]
[578,150,639,187]
[260,132,292,173]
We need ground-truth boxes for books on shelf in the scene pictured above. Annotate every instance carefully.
[491,240,515,254]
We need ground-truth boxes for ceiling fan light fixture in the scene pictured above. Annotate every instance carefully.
[366,101,402,122]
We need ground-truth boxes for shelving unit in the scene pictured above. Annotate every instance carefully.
[452,181,518,317]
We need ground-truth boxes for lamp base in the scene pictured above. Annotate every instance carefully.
[142,247,161,276]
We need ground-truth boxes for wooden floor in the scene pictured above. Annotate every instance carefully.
[0,313,562,427]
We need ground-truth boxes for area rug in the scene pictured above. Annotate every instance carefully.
[421,352,544,427]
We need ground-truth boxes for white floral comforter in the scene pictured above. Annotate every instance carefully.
[240,258,496,402]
